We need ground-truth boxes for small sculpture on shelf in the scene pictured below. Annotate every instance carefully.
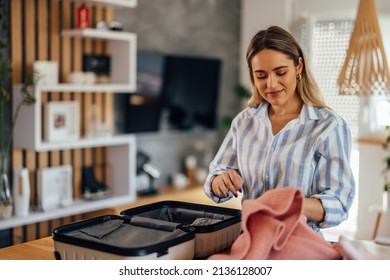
[85,104,112,138]
[76,4,90,29]
[81,166,109,200]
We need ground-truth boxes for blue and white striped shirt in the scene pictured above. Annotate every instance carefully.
[204,101,356,232]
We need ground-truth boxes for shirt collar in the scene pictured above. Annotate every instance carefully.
[253,101,269,119]
[299,104,328,123]
[253,101,327,123]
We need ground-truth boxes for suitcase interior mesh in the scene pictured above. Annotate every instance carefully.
[135,207,233,226]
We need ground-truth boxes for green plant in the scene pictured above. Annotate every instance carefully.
[0,0,12,173]
[0,0,35,173]
[235,84,251,99]
[0,1,36,209]
[221,85,252,129]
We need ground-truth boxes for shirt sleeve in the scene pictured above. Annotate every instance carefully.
[203,117,240,203]
[312,122,356,228]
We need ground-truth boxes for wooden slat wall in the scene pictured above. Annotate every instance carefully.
[10,0,23,244]
[24,0,38,242]
[10,0,114,245]
[37,0,49,239]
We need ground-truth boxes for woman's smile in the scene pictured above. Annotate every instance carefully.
[266,89,284,97]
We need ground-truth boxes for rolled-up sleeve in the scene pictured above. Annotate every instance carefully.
[204,118,240,203]
[312,123,356,228]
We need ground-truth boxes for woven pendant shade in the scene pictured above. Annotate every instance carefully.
[338,0,390,96]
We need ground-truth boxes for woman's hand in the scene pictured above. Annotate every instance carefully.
[211,169,243,198]
[303,197,325,222]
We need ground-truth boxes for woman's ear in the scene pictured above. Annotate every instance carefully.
[297,57,303,74]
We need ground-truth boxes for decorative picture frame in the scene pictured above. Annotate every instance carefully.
[33,60,59,85]
[37,165,73,211]
[44,101,80,142]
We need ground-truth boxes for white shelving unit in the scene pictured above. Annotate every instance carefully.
[10,89,137,228]
[62,28,137,90]
[13,85,138,151]
[2,0,139,230]
[9,109,137,229]
[0,193,135,231]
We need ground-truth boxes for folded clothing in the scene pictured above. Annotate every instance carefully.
[69,218,188,248]
[208,187,341,260]
[337,235,390,260]
[80,219,123,239]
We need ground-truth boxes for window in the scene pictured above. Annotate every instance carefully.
[377,100,390,127]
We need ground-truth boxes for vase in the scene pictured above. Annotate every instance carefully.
[0,170,13,219]
[13,167,30,217]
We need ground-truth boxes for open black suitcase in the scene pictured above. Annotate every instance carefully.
[52,201,242,260]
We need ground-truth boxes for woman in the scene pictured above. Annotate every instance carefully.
[204,26,356,234]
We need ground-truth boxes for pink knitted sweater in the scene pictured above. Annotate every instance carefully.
[208,187,341,260]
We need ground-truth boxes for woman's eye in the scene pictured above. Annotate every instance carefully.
[276,72,287,76]
[256,74,267,79]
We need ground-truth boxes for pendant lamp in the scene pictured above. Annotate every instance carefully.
[338,0,390,96]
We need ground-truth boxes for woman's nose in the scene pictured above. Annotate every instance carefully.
[266,75,275,88]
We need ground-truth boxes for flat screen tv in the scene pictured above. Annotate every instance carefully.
[161,55,221,130]
[115,52,222,133]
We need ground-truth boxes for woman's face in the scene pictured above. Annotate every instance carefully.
[251,49,302,108]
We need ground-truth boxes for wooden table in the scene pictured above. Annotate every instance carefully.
[0,236,54,260]
[0,185,241,260]
[2,187,390,260]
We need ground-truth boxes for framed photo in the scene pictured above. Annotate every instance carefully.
[37,165,73,211]
[33,60,59,85]
[44,101,80,142]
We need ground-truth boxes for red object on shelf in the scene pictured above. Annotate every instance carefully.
[77,5,90,29]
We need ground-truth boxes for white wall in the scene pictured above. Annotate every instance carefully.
[239,0,293,86]
[240,0,390,87]
[357,143,390,239]
[240,0,390,240]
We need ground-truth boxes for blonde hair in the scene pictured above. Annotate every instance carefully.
[246,26,329,109]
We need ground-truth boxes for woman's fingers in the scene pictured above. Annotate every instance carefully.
[211,175,228,197]
[227,169,244,192]
[211,170,243,198]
